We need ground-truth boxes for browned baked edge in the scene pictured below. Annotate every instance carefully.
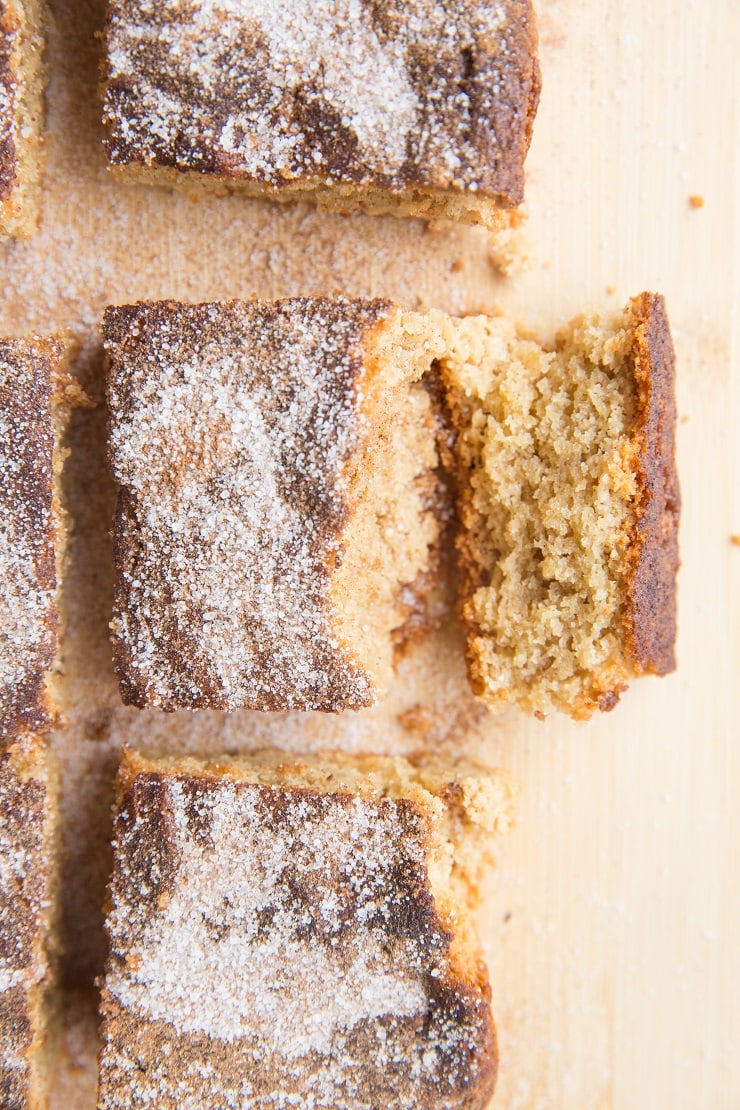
[104,164,518,233]
[494,0,541,209]
[623,291,681,676]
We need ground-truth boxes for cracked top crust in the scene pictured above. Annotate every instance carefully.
[101,0,540,206]
[0,337,66,742]
[105,298,400,712]
[98,755,496,1110]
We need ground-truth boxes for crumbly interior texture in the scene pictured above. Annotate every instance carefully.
[106,298,444,712]
[0,336,77,743]
[98,747,509,1109]
[0,739,59,1109]
[0,0,47,238]
[439,305,649,719]
[109,164,517,233]
[332,308,445,695]
[101,0,540,228]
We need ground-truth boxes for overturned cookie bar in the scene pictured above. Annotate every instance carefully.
[0,0,48,238]
[0,739,59,1108]
[437,292,680,720]
[105,298,444,712]
[101,0,540,230]
[0,336,77,743]
[98,747,511,1110]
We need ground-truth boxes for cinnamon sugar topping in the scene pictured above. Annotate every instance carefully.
[102,0,539,205]
[0,745,53,1103]
[99,763,496,1108]
[0,338,64,740]
[105,298,396,711]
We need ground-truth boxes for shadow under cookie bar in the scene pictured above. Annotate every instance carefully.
[98,747,511,1110]
[436,292,680,720]
[0,335,78,744]
[0,738,59,1108]
[100,0,540,230]
[104,297,445,712]
[0,0,48,239]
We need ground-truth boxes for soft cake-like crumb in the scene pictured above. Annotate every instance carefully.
[101,0,540,229]
[105,298,445,712]
[98,747,508,1109]
[438,293,679,719]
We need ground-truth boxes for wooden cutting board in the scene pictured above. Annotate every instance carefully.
[2,0,738,1106]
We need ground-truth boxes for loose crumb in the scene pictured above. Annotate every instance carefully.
[398,705,435,734]
[730,535,740,547]
[689,195,704,209]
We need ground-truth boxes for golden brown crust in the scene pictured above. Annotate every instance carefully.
[98,758,497,1109]
[101,0,540,216]
[0,336,72,744]
[623,292,680,676]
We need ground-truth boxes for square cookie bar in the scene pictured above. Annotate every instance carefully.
[104,297,444,712]
[0,739,59,1108]
[98,747,511,1109]
[101,0,540,229]
[0,0,47,238]
[0,336,76,743]
[437,292,680,720]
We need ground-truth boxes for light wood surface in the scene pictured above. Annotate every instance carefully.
[1,0,738,1106]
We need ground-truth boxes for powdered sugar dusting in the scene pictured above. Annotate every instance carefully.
[99,768,494,1107]
[105,298,392,711]
[102,0,532,199]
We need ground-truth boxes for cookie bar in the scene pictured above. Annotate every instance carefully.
[437,292,680,720]
[0,336,77,743]
[0,739,59,1108]
[98,747,512,1109]
[100,0,540,230]
[0,0,47,238]
[105,297,445,713]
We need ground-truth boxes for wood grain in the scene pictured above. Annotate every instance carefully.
[0,0,736,1106]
